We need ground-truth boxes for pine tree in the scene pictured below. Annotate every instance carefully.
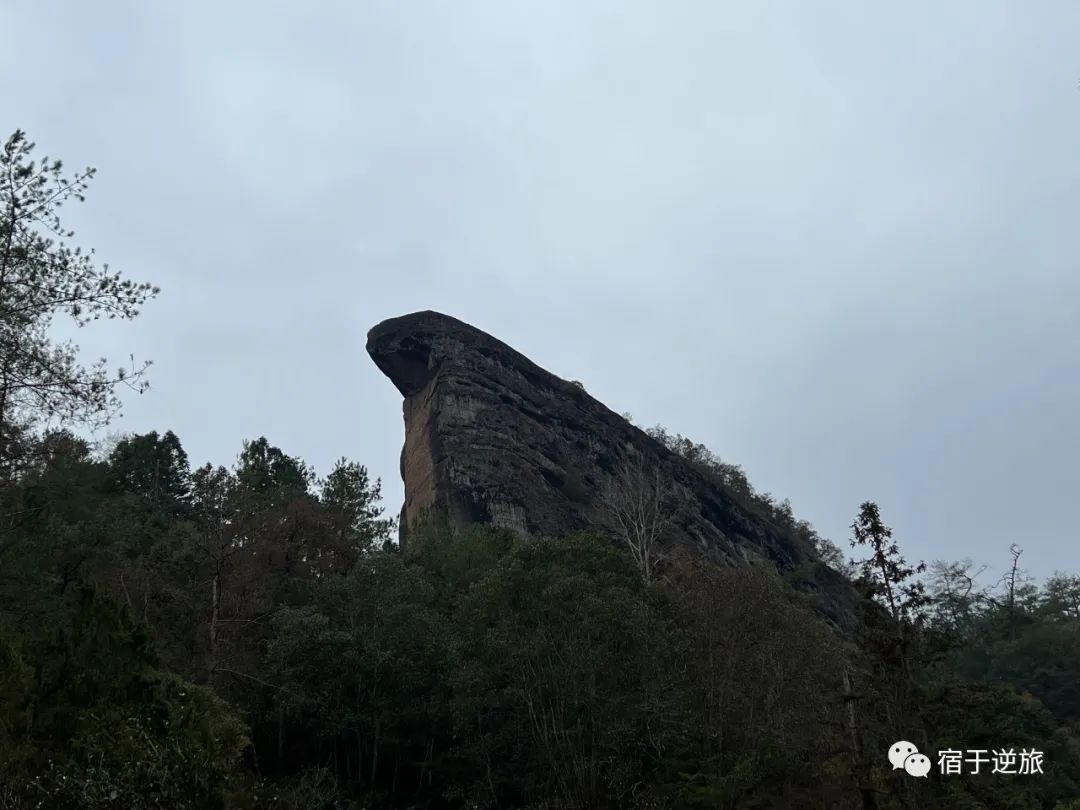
[0,130,158,473]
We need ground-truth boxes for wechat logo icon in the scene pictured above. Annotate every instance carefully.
[889,741,931,778]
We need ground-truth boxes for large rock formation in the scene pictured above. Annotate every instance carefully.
[367,310,857,627]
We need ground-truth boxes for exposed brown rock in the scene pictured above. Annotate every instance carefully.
[366,310,857,627]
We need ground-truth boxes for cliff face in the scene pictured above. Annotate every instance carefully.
[367,310,857,627]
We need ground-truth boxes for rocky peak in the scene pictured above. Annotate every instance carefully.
[367,310,857,627]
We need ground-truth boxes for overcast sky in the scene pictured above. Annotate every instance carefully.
[3,1,1078,583]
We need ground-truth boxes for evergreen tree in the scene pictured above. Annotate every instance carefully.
[850,501,928,624]
[0,130,157,473]
[107,430,191,514]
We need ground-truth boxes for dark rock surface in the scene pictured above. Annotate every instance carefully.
[367,310,858,628]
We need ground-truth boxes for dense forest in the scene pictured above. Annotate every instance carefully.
[2,131,1079,809]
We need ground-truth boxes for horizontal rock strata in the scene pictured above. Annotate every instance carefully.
[367,310,857,627]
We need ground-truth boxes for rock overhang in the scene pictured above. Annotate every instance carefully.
[366,309,860,630]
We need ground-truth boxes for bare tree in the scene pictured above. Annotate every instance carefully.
[597,456,675,583]
[998,543,1028,639]
[927,558,988,634]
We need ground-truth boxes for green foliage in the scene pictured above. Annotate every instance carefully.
[923,680,1080,809]
[449,533,666,806]
[320,457,394,555]
[1,418,1078,809]
[404,517,517,590]
[658,563,852,809]
[850,501,928,623]
[34,673,248,809]
[0,624,34,777]
[242,767,343,809]
[267,549,451,786]
[236,437,314,505]
[0,130,157,473]
[107,430,191,515]
[0,585,248,808]
[644,424,850,574]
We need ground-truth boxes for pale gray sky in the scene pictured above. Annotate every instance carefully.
[3,1,1078,583]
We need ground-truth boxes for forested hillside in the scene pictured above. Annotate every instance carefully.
[2,130,1079,808]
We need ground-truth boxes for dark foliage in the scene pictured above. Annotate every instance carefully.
[1,429,1078,809]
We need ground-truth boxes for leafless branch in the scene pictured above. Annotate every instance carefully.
[596,456,676,583]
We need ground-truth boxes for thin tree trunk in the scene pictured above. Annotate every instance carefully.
[370,716,381,786]
[277,704,286,764]
[357,730,363,784]
[417,736,430,795]
[843,668,878,810]
[251,736,262,778]
[427,737,435,787]
[208,572,220,686]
